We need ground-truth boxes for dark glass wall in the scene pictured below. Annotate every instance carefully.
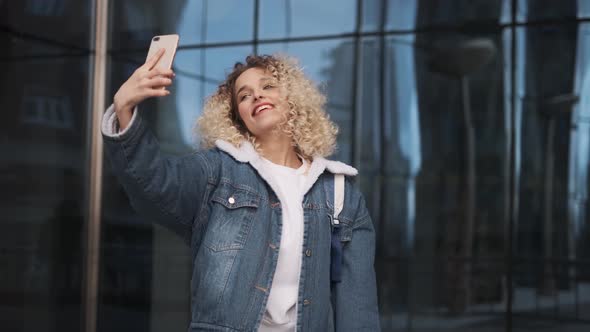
[0,1,93,331]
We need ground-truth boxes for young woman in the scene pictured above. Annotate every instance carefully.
[102,50,380,331]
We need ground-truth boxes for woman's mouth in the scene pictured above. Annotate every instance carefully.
[252,103,274,117]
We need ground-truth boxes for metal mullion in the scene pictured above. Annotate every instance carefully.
[84,0,108,332]
[506,0,518,331]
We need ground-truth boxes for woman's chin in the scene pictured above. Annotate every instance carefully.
[248,117,284,137]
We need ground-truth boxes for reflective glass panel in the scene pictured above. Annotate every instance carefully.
[0,2,91,332]
[0,0,92,49]
[0,51,90,332]
[386,0,419,31]
[110,0,194,50]
[511,23,590,325]
[1,30,86,58]
[361,0,382,32]
[516,0,583,22]
[407,0,505,30]
[570,23,590,321]
[204,0,255,43]
[110,0,254,51]
[356,36,382,223]
[378,29,510,330]
[259,0,356,39]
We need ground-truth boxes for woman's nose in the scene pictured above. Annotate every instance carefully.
[253,90,265,100]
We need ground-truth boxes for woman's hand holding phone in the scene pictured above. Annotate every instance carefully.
[113,48,175,130]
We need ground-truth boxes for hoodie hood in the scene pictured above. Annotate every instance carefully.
[214,139,356,198]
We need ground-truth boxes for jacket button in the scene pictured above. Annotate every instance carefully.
[228,196,235,204]
[303,299,311,306]
[305,249,312,257]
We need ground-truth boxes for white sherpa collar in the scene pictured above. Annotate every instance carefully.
[214,140,357,198]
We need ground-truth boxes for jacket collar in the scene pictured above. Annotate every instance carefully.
[215,140,357,198]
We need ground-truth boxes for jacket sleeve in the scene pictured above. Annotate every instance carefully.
[331,193,381,331]
[101,104,215,243]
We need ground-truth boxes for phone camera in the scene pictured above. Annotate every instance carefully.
[153,36,160,41]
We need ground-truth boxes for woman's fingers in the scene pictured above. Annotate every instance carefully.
[138,76,172,90]
[150,76,173,87]
[145,88,171,98]
[148,67,174,79]
[138,76,173,99]
[143,48,165,70]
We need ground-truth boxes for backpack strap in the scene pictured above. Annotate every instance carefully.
[334,174,345,220]
[330,174,345,283]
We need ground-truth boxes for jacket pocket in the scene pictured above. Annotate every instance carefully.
[205,181,260,252]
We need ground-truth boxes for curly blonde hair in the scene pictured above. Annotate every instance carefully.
[196,54,338,159]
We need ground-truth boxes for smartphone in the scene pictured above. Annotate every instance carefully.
[146,34,179,70]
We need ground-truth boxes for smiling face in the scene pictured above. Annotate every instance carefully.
[234,67,289,138]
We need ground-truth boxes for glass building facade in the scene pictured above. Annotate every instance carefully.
[2,0,590,331]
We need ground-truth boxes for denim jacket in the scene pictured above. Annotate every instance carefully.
[101,106,380,331]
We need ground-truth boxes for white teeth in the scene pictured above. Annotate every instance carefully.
[254,105,271,115]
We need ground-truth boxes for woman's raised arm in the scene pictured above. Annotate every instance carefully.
[101,51,216,243]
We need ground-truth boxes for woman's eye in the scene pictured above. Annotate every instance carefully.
[240,94,250,101]
[263,84,275,89]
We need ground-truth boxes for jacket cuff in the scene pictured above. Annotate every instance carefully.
[101,104,139,139]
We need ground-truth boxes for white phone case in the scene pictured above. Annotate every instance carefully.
[146,34,179,70]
